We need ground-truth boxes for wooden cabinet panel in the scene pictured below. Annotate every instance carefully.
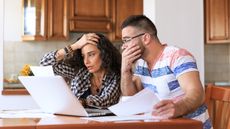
[69,0,143,41]
[111,0,143,41]
[69,0,112,32]
[47,0,69,40]
[205,0,230,43]
[22,0,143,41]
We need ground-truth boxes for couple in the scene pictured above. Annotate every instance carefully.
[40,15,211,129]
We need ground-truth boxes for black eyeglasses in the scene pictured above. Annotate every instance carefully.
[122,33,145,43]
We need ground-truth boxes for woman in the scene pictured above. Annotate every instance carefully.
[40,33,121,108]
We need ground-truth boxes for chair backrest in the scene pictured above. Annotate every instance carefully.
[205,84,230,129]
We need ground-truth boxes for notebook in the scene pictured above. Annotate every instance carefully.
[18,76,113,117]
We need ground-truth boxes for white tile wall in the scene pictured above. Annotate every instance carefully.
[5,40,229,85]
[205,44,230,83]
[3,41,69,79]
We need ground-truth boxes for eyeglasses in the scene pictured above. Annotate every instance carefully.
[122,33,145,43]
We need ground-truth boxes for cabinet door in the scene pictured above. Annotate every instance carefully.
[22,0,47,41]
[205,0,230,43]
[22,0,69,41]
[47,0,69,40]
[111,0,143,41]
[69,0,112,32]
[68,0,143,41]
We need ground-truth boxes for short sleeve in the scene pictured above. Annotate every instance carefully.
[170,49,198,78]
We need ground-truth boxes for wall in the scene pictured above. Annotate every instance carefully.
[0,0,204,109]
[1,0,36,110]
[0,0,3,92]
[3,0,70,79]
[154,0,204,83]
[0,0,70,110]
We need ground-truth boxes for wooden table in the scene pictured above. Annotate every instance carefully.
[0,115,203,129]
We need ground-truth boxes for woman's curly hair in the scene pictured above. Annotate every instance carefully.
[65,33,121,75]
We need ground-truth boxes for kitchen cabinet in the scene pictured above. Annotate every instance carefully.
[69,0,113,33]
[110,0,143,41]
[205,0,230,44]
[69,0,143,41]
[22,0,69,41]
[46,0,69,40]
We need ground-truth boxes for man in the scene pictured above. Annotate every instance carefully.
[120,15,212,129]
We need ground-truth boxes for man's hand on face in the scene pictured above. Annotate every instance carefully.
[121,42,142,73]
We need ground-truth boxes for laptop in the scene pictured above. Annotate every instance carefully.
[18,76,113,117]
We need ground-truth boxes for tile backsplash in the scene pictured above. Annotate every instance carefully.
[6,36,228,86]
[205,44,230,83]
[4,40,70,79]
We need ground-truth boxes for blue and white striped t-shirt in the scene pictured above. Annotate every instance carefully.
[134,45,212,129]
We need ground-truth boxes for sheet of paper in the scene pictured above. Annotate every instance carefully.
[30,66,55,76]
[108,88,160,116]
[0,109,55,118]
[81,113,159,122]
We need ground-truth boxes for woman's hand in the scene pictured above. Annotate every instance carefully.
[71,33,100,50]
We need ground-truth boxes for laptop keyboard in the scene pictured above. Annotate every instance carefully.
[85,108,112,114]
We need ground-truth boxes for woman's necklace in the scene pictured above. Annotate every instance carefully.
[91,76,102,94]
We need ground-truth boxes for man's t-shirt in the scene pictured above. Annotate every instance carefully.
[134,45,212,129]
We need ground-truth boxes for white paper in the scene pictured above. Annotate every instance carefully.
[81,113,159,122]
[0,109,55,118]
[119,96,131,102]
[108,88,160,116]
[30,66,55,76]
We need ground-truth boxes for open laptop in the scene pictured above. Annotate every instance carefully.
[18,76,113,117]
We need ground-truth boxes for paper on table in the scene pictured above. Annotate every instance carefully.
[30,66,55,76]
[81,113,159,122]
[108,88,160,116]
[0,109,55,118]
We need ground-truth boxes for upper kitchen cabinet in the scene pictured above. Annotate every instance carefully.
[69,0,143,41]
[69,0,113,33]
[205,0,230,44]
[110,0,143,41]
[46,0,69,40]
[22,0,69,41]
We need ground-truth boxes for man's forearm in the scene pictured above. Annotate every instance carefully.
[174,91,205,117]
[120,71,138,96]
[174,71,205,117]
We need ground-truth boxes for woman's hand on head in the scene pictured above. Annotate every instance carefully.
[72,33,100,50]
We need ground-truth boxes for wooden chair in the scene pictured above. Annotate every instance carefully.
[205,84,230,129]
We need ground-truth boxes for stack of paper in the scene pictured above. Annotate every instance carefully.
[82,113,159,122]
[108,88,160,116]
[0,109,55,118]
[83,88,160,122]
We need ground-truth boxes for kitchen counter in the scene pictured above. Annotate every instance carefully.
[214,82,230,86]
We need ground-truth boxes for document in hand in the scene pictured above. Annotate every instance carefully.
[108,88,160,116]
